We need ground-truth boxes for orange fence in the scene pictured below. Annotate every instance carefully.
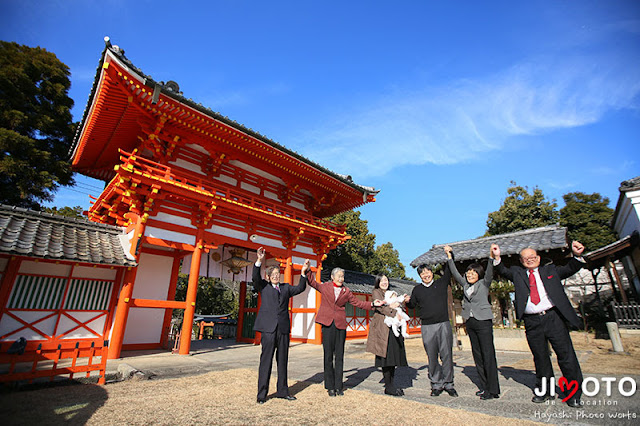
[0,340,108,385]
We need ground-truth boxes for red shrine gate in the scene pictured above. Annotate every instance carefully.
[70,39,378,358]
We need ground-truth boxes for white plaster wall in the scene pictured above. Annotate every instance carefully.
[72,266,117,280]
[18,261,71,277]
[615,191,640,237]
[0,311,56,341]
[289,200,307,211]
[185,143,209,155]
[155,212,198,230]
[240,182,260,194]
[123,253,173,345]
[146,226,196,246]
[292,256,317,268]
[295,245,316,255]
[290,277,317,339]
[214,174,237,187]
[168,157,206,175]
[209,225,248,241]
[291,312,315,339]
[229,160,285,186]
[264,190,279,201]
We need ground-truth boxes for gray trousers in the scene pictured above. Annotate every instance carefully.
[421,321,454,390]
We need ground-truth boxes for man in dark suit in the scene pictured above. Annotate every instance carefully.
[491,241,585,407]
[253,247,308,404]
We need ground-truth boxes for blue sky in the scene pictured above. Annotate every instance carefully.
[2,1,639,278]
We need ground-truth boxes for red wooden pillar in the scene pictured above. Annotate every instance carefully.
[311,256,324,344]
[0,256,21,323]
[108,213,145,359]
[284,253,293,330]
[179,233,203,355]
[108,266,138,358]
[160,255,182,348]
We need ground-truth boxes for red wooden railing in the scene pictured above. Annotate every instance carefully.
[0,340,108,385]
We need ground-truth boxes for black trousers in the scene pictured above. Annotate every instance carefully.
[466,317,500,395]
[322,322,347,390]
[523,308,583,400]
[382,366,396,391]
[257,327,290,400]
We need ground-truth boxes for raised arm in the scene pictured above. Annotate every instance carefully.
[557,241,586,279]
[347,291,380,311]
[484,257,494,287]
[445,245,466,286]
[252,247,268,291]
[491,244,513,281]
[304,269,321,291]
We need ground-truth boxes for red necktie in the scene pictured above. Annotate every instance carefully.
[528,270,540,305]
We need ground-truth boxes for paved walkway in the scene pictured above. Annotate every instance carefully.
[107,338,639,425]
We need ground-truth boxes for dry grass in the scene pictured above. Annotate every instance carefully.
[353,332,640,375]
[1,369,539,426]
[492,332,640,375]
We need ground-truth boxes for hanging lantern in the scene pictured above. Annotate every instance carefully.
[220,248,252,274]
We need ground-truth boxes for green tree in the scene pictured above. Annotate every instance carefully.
[42,205,84,219]
[370,242,409,279]
[324,210,377,273]
[560,192,617,251]
[174,275,238,318]
[0,41,75,209]
[323,210,408,279]
[485,181,559,236]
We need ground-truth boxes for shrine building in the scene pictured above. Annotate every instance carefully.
[66,38,377,358]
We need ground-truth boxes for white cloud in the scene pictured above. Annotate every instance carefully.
[299,50,640,179]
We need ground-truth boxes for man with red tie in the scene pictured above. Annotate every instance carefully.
[491,241,585,408]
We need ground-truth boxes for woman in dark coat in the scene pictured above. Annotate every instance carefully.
[366,273,409,396]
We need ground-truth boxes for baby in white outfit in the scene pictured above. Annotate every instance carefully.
[383,290,410,338]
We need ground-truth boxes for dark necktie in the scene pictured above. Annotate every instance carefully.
[275,284,280,294]
[528,269,540,305]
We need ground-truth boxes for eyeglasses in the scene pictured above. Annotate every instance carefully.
[521,256,538,262]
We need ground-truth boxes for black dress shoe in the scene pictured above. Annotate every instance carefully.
[384,388,402,396]
[328,389,337,397]
[480,392,499,400]
[476,390,485,396]
[445,388,459,397]
[532,395,554,403]
[336,389,344,396]
[278,395,296,401]
[431,389,443,396]
[566,398,581,408]
[257,398,266,404]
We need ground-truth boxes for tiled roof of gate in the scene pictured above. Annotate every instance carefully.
[410,225,569,268]
[70,40,378,197]
[0,205,136,266]
[620,176,640,192]
[320,268,416,295]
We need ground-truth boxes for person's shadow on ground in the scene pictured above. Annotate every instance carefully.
[395,365,427,392]
[343,366,378,389]
[498,365,537,390]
